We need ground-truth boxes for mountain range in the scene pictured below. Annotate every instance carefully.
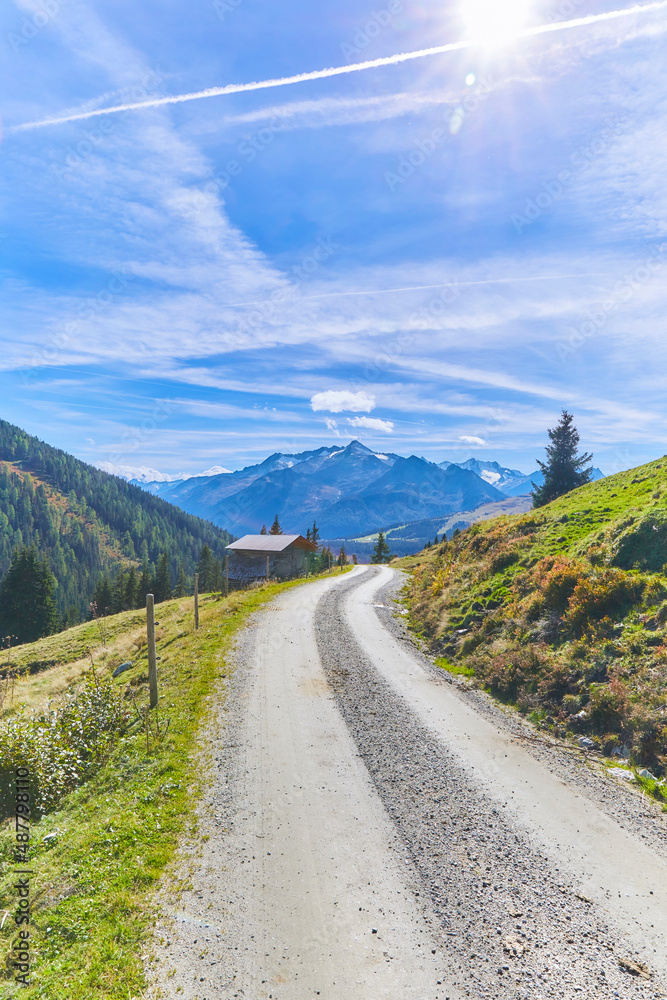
[440,457,604,496]
[131,441,603,539]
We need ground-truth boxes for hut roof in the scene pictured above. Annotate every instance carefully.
[226,534,318,554]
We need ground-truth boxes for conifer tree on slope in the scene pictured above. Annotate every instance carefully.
[153,551,173,603]
[531,410,593,508]
[197,544,213,592]
[371,530,392,564]
[0,545,58,643]
[137,559,152,608]
[173,562,187,598]
[269,514,283,535]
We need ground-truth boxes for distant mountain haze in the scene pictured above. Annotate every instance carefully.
[130,443,605,539]
[133,441,506,537]
[501,466,605,497]
[440,458,604,497]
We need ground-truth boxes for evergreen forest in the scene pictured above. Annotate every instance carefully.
[0,418,233,631]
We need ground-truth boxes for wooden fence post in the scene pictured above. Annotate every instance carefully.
[194,572,199,630]
[146,594,158,709]
[266,555,270,581]
[224,555,229,597]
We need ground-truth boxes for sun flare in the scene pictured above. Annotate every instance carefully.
[462,0,534,44]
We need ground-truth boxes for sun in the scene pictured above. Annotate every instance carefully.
[462,0,533,44]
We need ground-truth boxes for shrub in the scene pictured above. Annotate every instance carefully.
[478,647,544,701]
[0,672,128,818]
[644,577,667,605]
[562,693,581,715]
[632,722,667,770]
[564,569,643,634]
[489,546,520,575]
[535,557,588,614]
[587,679,628,731]
[612,513,667,571]
[524,595,546,622]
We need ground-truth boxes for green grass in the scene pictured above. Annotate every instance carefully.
[0,570,349,998]
[435,656,475,678]
[398,456,667,775]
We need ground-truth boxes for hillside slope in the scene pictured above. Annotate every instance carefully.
[0,419,232,622]
[402,456,667,774]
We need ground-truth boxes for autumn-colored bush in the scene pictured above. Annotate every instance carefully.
[644,577,667,605]
[537,661,580,705]
[535,557,588,614]
[564,569,643,634]
[476,646,545,701]
[587,679,628,731]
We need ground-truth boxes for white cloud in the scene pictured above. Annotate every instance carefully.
[199,465,232,476]
[348,416,395,434]
[325,418,340,436]
[311,389,376,413]
[459,435,487,446]
[96,462,186,482]
[96,461,231,481]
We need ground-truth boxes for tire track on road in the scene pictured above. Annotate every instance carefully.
[315,567,666,999]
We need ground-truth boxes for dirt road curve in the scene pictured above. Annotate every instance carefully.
[151,567,667,1000]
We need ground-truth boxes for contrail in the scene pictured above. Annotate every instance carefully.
[9,1,666,134]
[219,272,611,309]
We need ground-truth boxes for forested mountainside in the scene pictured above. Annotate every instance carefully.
[0,419,232,623]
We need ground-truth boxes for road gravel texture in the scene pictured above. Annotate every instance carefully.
[149,566,667,1000]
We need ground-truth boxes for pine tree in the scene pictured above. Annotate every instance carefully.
[532,410,593,508]
[173,561,187,598]
[352,553,358,565]
[137,559,152,608]
[110,572,126,614]
[371,531,391,564]
[197,544,213,592]
[153,551,172,603]
[269,514,283,535]
[260,524,267,535]
[311,521,320,548]
[125,566,138,609]
[338,543,348,567]
[0,545,58,643]
[91,575,113,617]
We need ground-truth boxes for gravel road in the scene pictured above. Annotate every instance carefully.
[150,566,667,1000]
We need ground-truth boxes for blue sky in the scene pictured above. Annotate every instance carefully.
[1,0,666,478]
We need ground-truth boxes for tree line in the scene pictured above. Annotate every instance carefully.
[0,420,232,626]
[0,418,233,638]
[0,542,230,645]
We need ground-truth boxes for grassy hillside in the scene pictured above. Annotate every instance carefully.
[0,568,348,998]
[401,456,667,779]
[0,419,232,623]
